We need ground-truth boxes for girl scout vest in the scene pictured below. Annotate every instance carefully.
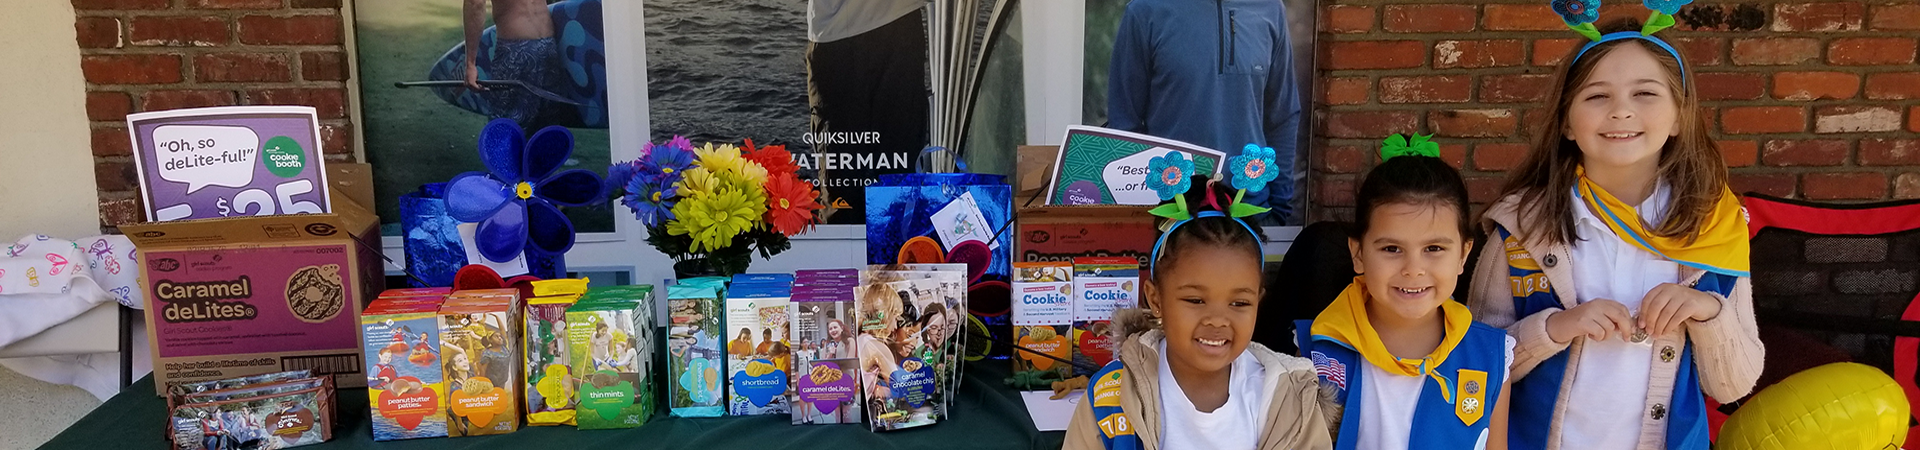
[1294,319,1509,449]
[1496,225,1731,450]
[1087,360,1144,450]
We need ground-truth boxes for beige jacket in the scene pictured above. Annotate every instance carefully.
[1064,329,1333,450]
[1469,193,1764,450]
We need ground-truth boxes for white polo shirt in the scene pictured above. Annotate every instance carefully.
[1558,181,1680,450]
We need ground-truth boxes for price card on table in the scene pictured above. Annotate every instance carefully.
[127,106,331,222]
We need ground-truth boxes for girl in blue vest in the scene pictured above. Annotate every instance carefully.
[1298,147,1514,450]
[1066,148,1332,450]
[1467,9,1764,450]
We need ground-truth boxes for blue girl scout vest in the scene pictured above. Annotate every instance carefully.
[1497,225,1733,450]
[1087,359,1145,450]
[1294,319,1509,449]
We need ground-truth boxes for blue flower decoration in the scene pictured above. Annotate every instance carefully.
[1643,0,1691,15]
[1144,151,1194,201]
[606,161,638,195]
[679,357,717,404]
[1229,144,1279,192]
[446,119,606,263]
[1553,0,1600,25]
[637,139,695,183]
[622,175,678,228]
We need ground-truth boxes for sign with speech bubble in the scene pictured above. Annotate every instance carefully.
[128,106,330,221]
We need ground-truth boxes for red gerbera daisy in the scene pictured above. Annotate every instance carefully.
[763,173,820,236]
[742,139,801,177]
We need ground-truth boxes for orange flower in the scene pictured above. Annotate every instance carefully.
[763,173,820,236]
[743,139,800,177]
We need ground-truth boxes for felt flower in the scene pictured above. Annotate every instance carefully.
[622,175,678,228]
[743,139,800,177]
[679,357,718,404]
[1144,151,1194,201]
[1643,0,1691,15]
[447,119,605,263]
[1553,0,1600,25]
[763,173,820,236]
[667,186,764,253]
[1229,144,1279,192]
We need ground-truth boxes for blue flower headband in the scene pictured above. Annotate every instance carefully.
[1145,144,1275,277]
[1556,0,1691,85]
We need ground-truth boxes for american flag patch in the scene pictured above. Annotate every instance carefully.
[1311,351,1347,390]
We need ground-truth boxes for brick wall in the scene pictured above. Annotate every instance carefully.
[1312,0,1920,222]
[71,0,353,228]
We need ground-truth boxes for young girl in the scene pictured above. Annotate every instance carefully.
[1299,152,1512,449]
[1066,174,1331,450]
[1469,17,1763,450]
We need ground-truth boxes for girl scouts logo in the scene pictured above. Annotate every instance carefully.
[1456,369,1487,425]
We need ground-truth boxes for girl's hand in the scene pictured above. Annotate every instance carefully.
[1638,283,1721,338]
[1546,298,1635,344]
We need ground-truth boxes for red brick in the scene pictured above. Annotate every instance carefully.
[1897,173,1920,199]
[1865,72,1920,100]
[1473,143,1530,172]
[1434,40,1523,69]
[195,52,291,82]
[1762,140,1849,166]
[248,88,346,119]
[1913,106,1920,133]
[1319,145,1369,174]
[1695,72,1766,101]
[1484,4,1563,31]
[300,51,348,81]
[1672,37,1725,67]
[1675,4,1770,32]
[1731,173,1797,198]
[1731,38,1821,66]
[1873,4,1920,30]
[1430,109,1517,138]
[95,161,136,192]
[1317,177,1356,207]
[1717,140,1758,168]
[1804,172,1888,200]
[73,0,168,10]
[1815,106,1902,133]
[320,122,351,155]
[1325,5,1374,34]
[1481,74,1552,103]
[141,90,236,111]
[81,54,183,85]
[1829,38,1918,66]
[1772,2,1865,31]
[91,126,131,157]
[1861,139,1920,166]
[1533,38,1582,67]
[1771,71,1859,101]
[1385,4,1476,33]
[1439,144,1467,169]
[187,0,283,8]
[1379,76,1471,104]
[291,0,339,8]
[130,16,229,47]
[1324,111,1420,139]
[1722,107,1806,134]
[238,14,342,45]
[86,92,132,122]
[1323,77,1369,106]
[1327,41,1426,70]
[1465,176,1503,204]
[75,17,121,49]
[98,197,141,228]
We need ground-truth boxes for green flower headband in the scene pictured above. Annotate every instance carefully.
[1557,0,1692,85]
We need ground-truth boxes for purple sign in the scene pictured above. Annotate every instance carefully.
[127,106,331,222]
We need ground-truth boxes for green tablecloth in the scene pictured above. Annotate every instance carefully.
[43,361,1067,449]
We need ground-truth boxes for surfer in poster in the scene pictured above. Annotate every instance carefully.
[463,0,563,125]
[806,0,930,223]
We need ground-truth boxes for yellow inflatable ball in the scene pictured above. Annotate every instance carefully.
[1717,362,1908,450]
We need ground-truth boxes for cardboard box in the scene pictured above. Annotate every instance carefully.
[725,284,793,416]
[1016,145,1059,205]
[568,285,658,429]
[362,299,448,441]
[1013,206,1155,266]
[127,163,384,396]
[790,289,860,425]
[667,285,726,417]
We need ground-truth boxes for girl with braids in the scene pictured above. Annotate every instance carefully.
[1067,146,1331,450]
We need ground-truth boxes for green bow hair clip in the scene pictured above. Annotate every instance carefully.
[1380,133,1440,161]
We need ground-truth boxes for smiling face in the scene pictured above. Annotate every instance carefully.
[1349,202,1473,325]
[1145,243,1263,378]
[1564,43,1681,174]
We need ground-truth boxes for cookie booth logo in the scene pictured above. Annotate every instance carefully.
[156,276,259,322]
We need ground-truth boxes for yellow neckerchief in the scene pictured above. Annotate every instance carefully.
[1575,166,1751,277]
[1312,276,1475,402]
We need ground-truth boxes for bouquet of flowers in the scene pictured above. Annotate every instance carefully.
[609,137,821,276]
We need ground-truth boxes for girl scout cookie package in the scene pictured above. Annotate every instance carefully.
[863,265,968,420]
[524,279,588,427]
[1011,262,1074,385]
[167,370,337,449]
[790,285,861,425]
[439,290,522,436]
[1071,257,1138,376]
[568,285,658,429]
[727,282,795,415]
[855,273,951,431]
[362,294,448,441]
[668,283,727,417]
